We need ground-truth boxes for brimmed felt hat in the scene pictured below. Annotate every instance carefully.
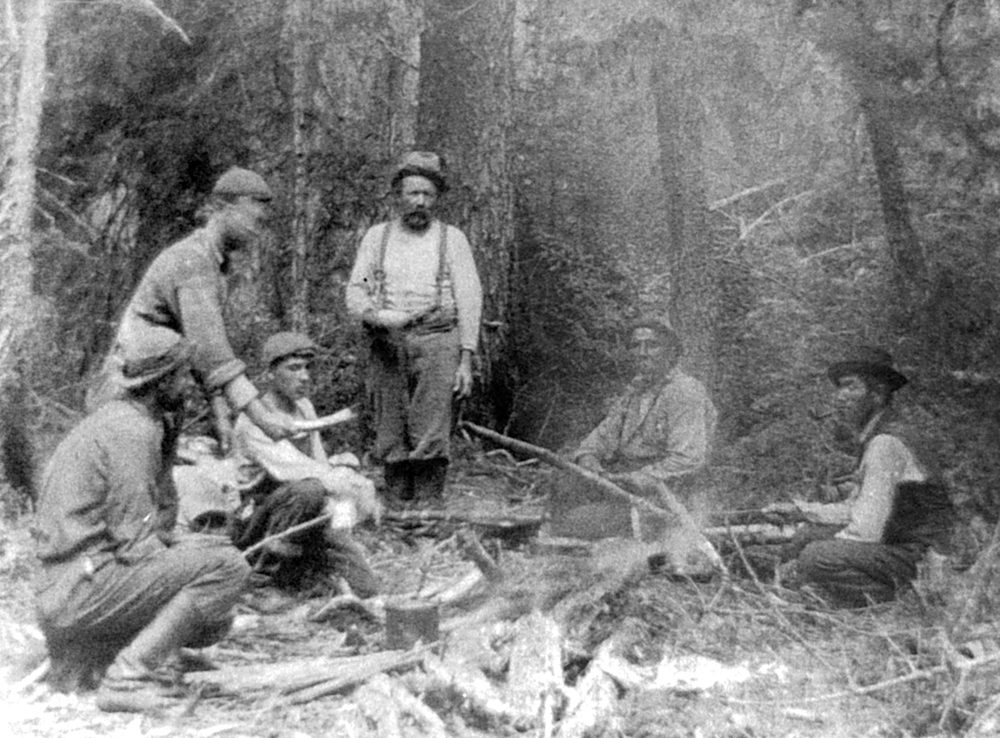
[262,331,318,367]
[120,329,194,390]
[390,151,448,193]
[827,346,908,392]
[630,318,683,356]
[212,167,273,201]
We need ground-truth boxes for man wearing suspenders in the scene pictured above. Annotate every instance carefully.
[346,152,483,502]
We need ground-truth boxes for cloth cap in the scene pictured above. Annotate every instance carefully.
[212,167,273,201]
[391,151,448,193]
[827,346,908,392]
[630,318,683,356]
[120,328,194,390]
[262,331,318,367]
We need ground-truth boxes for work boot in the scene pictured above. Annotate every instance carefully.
[95,592,204,713]
[383,461,414,503]
[412,459,448,503]
[325,529,380,599]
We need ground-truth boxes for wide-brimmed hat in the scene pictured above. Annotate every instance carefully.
[120,329,194,390]
[390,151,448,193]
[827,346,908,392]
[630,319,683,356]
[212,167,273,201]
[262,331,318,367]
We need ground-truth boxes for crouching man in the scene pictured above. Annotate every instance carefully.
[230,331,381,598]
[772,347,953,607]
[34,330,250,712]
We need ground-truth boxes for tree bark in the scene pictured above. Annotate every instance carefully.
[651,31,720,393]
[0,0,50,386]
[385,0,422,154]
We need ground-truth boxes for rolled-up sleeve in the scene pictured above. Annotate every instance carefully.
[345,226,383,319]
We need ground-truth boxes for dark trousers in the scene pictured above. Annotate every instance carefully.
[367,328,460,464]
[798,538,924,607]
[36,533,249,688]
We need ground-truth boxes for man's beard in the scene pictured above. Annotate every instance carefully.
[402,210,431,232]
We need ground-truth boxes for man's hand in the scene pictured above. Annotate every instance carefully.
[363,308,412,330]
[761,500,808,524]
[576,454,603,473]
[453,350,474,399]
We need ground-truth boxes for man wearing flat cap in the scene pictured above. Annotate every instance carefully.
[774,347,953,607]
[35,330,250,712]
[229,331,381,597]
[88,166,299,450]
[346,151,483,502]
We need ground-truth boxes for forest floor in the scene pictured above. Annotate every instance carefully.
[3,449,1000,738]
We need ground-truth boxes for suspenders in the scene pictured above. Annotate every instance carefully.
[372,219,450,311]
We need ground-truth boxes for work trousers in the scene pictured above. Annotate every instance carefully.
[366,328,460,464]
[36,533,249,686]
[798,538,924,608]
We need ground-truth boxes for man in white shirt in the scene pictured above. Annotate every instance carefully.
[231,332,380,597]
[776,347,952,607]
[346,152,483,503]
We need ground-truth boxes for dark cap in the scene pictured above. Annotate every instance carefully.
[827,346,908,392]
[390,151,448,193]
[120,328,193,390]
[212,167,273,201]
[262,331,318,367]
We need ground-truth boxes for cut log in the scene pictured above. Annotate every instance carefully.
[284,647,429,705]
[502,611,565,726]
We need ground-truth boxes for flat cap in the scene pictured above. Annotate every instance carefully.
[262,331,318,367]
[212,167,273,201]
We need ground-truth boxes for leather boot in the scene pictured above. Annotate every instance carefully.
[383,461,414,502]
[96,591,204,713]
[412,459,448,503]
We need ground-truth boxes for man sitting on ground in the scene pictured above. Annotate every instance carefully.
[771,347,953,607]
[230,331,381,598]
[34,330,250,713]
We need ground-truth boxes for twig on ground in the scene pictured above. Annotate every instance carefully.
[242,512,334,559]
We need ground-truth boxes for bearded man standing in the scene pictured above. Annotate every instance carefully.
[346,152,482,502]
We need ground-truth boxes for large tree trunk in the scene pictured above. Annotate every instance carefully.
[651,33,720,393]
[418,0,516,426]
[0,0,50,387]
[385,0,422,154]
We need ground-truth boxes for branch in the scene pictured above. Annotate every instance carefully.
[118,0,191,45]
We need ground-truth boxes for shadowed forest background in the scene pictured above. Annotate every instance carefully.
[4,0,1000,548]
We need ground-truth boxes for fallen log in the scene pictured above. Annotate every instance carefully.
[457,529,504,583]
[460,421,722,572]
[703,523,802,546]
[503,611,565,726]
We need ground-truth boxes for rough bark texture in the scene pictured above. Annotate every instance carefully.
[0,0,49,389]
[385,0,422,154]
[651,32,720,395]
[418,0,516,426]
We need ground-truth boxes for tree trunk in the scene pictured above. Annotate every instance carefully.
[651,33,720,393]
[418,0,516,426]
[856,81,925,292]
[287,0,313,331]
[0,0,50,386]
[385,0,422,154]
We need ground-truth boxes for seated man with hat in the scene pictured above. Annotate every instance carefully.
[34,329,251,712]
[230,331,381,598]
[777,347,953,607]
